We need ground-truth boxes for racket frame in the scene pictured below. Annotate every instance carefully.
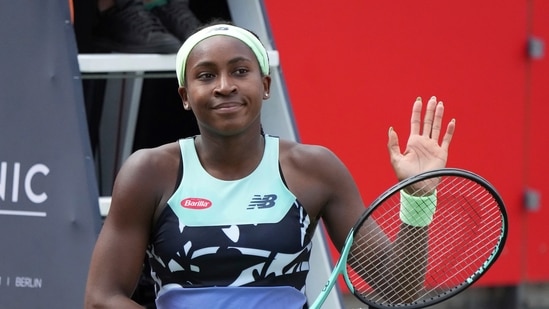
[309,168,508,309]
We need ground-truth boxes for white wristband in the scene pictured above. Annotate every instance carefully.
[399,190,437,227]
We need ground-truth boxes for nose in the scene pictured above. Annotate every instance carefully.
[214,72,237,96]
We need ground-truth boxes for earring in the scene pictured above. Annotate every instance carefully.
[264,93,269,98]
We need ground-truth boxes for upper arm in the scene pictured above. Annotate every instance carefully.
[85,149,166,306]
[302,146,392,269]
[282,143,367,251]
[312,148,367,251]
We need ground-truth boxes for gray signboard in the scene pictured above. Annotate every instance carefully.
[0,1,101,308]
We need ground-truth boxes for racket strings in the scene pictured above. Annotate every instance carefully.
[346,175,504,307]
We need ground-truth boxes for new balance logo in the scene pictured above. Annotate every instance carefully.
[247,194,277,209]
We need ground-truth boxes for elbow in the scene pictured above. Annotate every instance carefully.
[84,299,102,309]
[84,289,137,308]
[84,291,109,309]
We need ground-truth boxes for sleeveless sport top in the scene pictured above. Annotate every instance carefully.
[146,135,313,309]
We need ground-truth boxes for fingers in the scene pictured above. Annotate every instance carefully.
[387,126,401,162]
[422,96,438,138]
[430,100,444,141]
[441,118,456,151]
[410,97,423,136]
[412,96,446,142]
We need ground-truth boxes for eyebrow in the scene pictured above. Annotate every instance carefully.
[193,56,255,69]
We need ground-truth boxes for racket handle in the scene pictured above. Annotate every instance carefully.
[399,190,437,227]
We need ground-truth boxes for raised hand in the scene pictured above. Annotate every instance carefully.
[387,96,456,182]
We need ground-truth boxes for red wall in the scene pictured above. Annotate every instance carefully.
[264,0,549,286]
[524,0,549,282]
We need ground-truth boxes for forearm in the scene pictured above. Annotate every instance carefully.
[388,224,429,302]
[384,189,436,302]
[370,190,437,303]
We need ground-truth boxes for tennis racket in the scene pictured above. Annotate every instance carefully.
[310,168,508,309]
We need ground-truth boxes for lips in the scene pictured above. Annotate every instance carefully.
[213,102,243,109]
[212,101,245,113]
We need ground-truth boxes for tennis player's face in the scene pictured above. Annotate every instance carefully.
[181,36,270,136]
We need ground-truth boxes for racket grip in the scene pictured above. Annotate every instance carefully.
[399,190,437,227]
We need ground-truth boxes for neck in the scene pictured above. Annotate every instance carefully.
[194,132,266,180]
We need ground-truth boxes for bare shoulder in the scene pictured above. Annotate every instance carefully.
[115,142,180,193]
[279,138,365,250]
[278,139,355,220]
[121,142,180,175]
[108,142,181,219]
[279,139,345,175]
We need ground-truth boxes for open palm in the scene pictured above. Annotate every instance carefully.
[388,96,456,181]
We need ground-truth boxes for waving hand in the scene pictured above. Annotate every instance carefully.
[388,96,456,181]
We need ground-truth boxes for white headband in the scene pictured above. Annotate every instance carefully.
[175,24,270,86]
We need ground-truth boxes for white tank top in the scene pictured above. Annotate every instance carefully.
[167,134,298,226]
[147,135,313,308]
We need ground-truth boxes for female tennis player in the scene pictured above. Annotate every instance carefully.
[84,21,456,309]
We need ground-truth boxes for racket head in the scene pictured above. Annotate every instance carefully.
[343,168,508,309]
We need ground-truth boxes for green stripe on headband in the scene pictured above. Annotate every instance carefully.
[175,24,270,86]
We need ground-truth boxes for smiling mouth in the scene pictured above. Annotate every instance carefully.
[214,102,243,111]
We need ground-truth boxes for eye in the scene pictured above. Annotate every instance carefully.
[233,67,250,76]
[197,72,215,80]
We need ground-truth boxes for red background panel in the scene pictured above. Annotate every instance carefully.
[264,0,546,286]
[524,0,549,282]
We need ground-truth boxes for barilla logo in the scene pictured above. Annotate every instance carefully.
[181,198,212,210]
